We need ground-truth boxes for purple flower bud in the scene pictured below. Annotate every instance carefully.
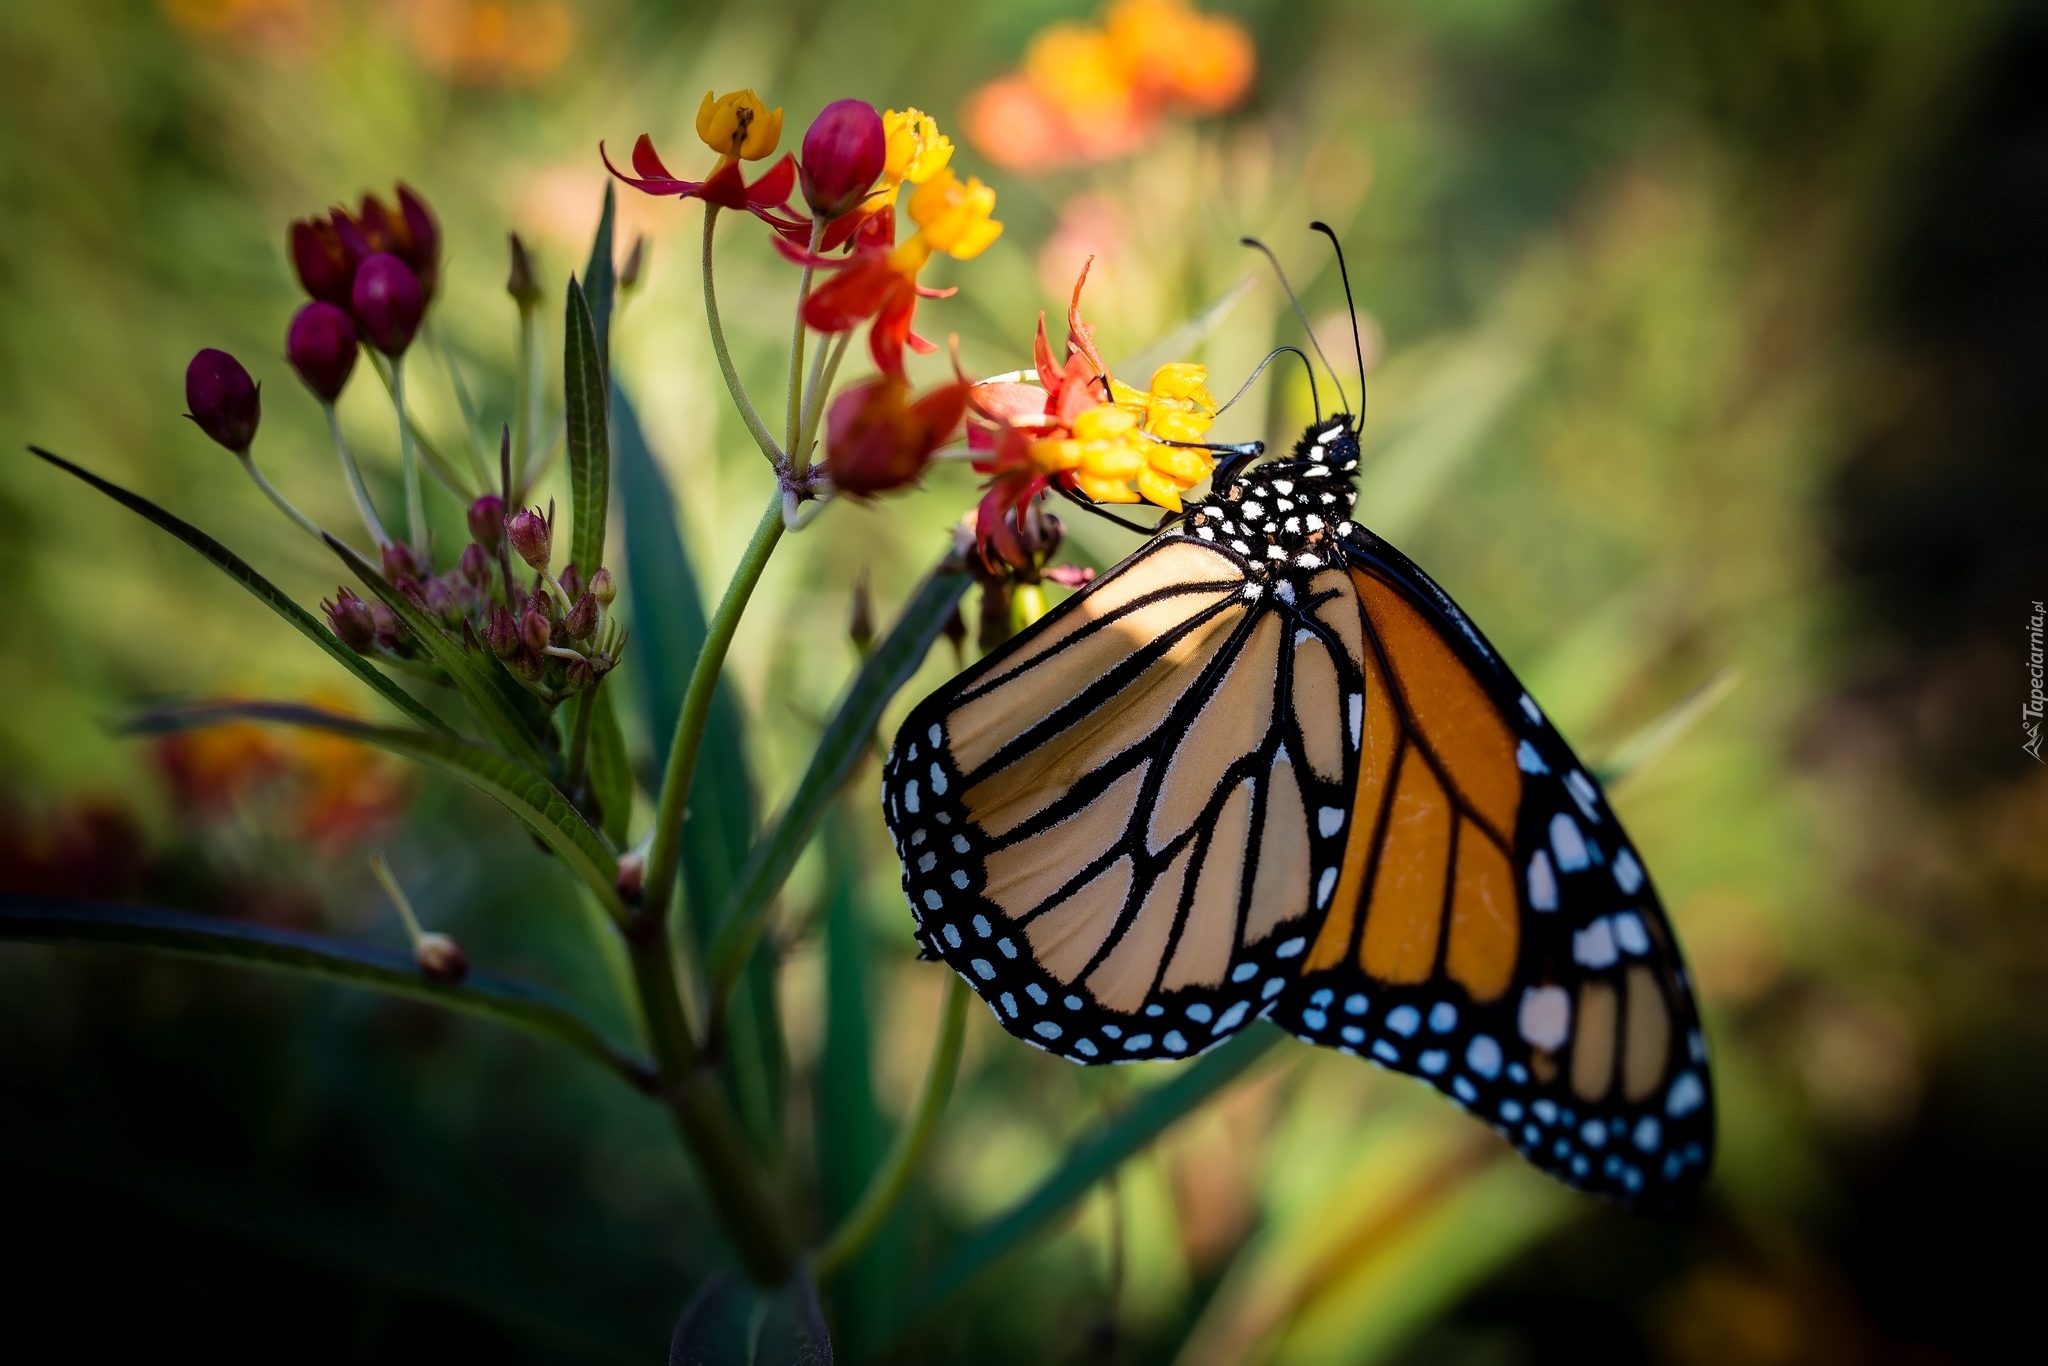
[290,216,357,307]
[184,349,261,454]
[486,605,520,659]
[369,601,404,651]
[559,563,584,600]
[507,507,551,570]
[589,567,616,606]
[467,494,505,551]
[566,592,599,641]
[286,302,359,404]
[521,608,551,653]
[507,233,542,307]
[397,184,441,302]
[323,587,377,651]
[801,100,887,221]
[567,657,595,690]
[424,577,460,626]
[351,253,424,356]
[459,542,491,587]
[382,541,422,586]
[413,931,469,983]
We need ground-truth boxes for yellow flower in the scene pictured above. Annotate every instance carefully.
[906,168,1004,260]
[695,89,783,162]
[878,108,955,200]
[1030,398,1216,511]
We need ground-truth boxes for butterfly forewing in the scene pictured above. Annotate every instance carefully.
[882,415,1713,1209]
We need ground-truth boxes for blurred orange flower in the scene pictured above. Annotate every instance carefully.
[409,0,574,87]
[963,0,1255,173]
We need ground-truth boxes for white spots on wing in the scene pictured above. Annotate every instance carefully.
[1429,1002,1459,1033]
[1385,1004,1421,1037]
[929,762,948,795]
[1318,806,1345,837]
[1213,1000,1250,1033]
[1231,540,1251,554]
[1284,517,1302,534]
[917,852,936,873]
[1305,514,1325,531]
[1240,582,1262,599]
[973,914,991,938]
[1035,1021,1063,1040]
[1419,1049,1448,1075]
[1688,1029,1708,1063]
[1124,1033,1153,1052]
[1187,1003,1213,1023]
[1146,1004,1165,1016]
[971,958,994,980]
[1565,769,1600,822]
[997,937,1017,959]
[1633,1116,1662,1152]
[1164,1030,1188,1053]
[1065,994,1084,1010]
[1372,1039,1400,1064]
[1026,983,1048,1005]
[924,889,945,911]
[1302,1008,1328,1031]
[1275,935,1306,959]
[1197,526,1216,541]
[1573,917,1619,969]
[1336,520,1356,537]
[951,869,969,889]
[1519,693,1543,724]
[904,780,920,814]
[1666,1071,1705,1118]
[1102,1024,1122,1039]
[1344,993,1369,1015]
[1316,866,1338,907]
[1347,693,1362,748]
[1341,1025,1365,1045]
[1527,851,1558,911]
[1267,545,1288,562]
[910,828,927,847]
[1276,580,1296,605]
[1467,1034,1503,1079]
[1261,977,1285,999]
[1516,740,1548,774]
[928,723,942,747]
[1613,912,1651,956]
[1518,984,1572,1051]
[1000,992,1018,1018]
[1452,1076,1478,1104]
[953,834,971,854]
[943,922,962,948]
[1075,1037,1099,1058]
[1231,961,1258,983]
[1550,813,1590,871]
[1581,1119,1608,1149]
[1614,848,1646,894]
[1243,501,1265,518]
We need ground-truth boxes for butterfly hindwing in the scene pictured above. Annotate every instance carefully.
[883,414,1713,1209]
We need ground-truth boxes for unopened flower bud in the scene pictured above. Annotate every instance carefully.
[801,99,888,221]
[395,184,441,301]
[286,301,359,404]
[184,349,261,454]
[424,577,461,626]
[619,236,648,291]
[382,540,421,585]
[507,233,543,307]
[507,507,551,570]
[370,601,403,650]
[826,376,969,498]
[567,657,595,690]
[521,608,551,653]
[414,931,469,983]
[289,215,359,307]
[615,850,646,901]
[586,569,615,609]
[486,605,520,658]
[467,494,505,551]
[558,562,584,601]
[458,542,490,587]
[566,592,599,640]
[351,253,424,356]
[323,587,377,651]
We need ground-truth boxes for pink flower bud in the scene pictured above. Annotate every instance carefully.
[381,540,422,586]
[588,567,617,606]
[800,99,887,221]
[414,931,469,982]
[467,494,506,552]
[286,302,359,404]
[459,542,491,587]
[184,349,261,454]
[350,253,424,356]
[566,592,599,640]
[507,507,551,570]
[322,587,377,651]
[521,608,551,653]
[289,216,357,307]
[558,563,584,601]
[486,605,521,658]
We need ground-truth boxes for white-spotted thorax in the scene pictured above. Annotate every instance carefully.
[1171,414,1363,599]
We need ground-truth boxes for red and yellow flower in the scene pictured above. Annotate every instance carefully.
[603,89,798,218]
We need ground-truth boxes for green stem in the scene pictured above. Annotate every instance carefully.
[235,451,329,546]
[627,917,797,1285]
[391,355,426,555]
[702,206,786,466]
[797,331,852,472]
[513,299,542,498]
[324,403,391,550]
[564,684,597,798]
[431,323,498,492]
[816,973,970,1279]
[785,218,824,472]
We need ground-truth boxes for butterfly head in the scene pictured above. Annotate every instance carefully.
[1175,414,1361,580]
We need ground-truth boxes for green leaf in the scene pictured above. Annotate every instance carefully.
[0,894,652,1087]
[582,183,617,376]
[127,700,625,924]
[672,1270,832,1366]
[27,446,453,736]
[588,684,633,847]
[709,566,970,991]
[564,275,610,580]
[326,535,553,773]
[901,1023,1285,1327]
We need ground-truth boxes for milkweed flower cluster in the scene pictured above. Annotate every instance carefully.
[964,0,1255,173]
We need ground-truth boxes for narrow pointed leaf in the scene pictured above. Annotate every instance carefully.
[127,700,625,924]
[27,446,452,736]
[710,566,970,989]
[902,1023,1285,1327]
[327,535,552,773]
[0,894,652,1087]
[564,277,610,580]
[582,184,618,375]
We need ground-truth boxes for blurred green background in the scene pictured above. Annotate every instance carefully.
[2,0,2043,1360]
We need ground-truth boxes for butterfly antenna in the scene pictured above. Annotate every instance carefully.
[1055,483,1175,535]
[1240,236,1351,416]
[1310,221,1366,426]
[1215,344,1320,423]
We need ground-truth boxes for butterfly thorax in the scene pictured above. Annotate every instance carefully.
[1176,415,1361,582]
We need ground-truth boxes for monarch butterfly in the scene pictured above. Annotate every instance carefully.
[882,253,1713,1211]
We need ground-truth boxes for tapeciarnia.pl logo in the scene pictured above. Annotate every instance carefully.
[2027,599,2045,763]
